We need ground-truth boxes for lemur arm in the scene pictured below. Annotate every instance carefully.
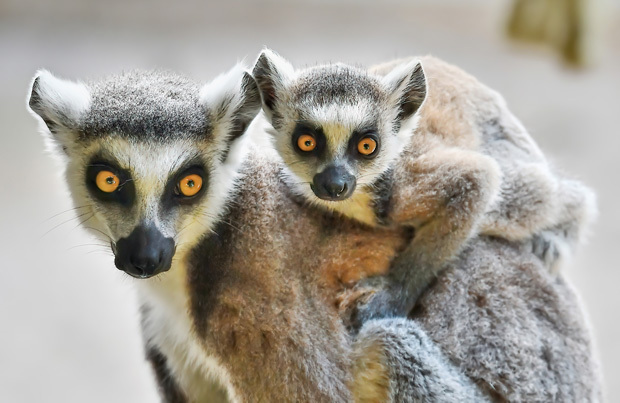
[480,159,597,272]
[344,147,500,325]
[351,318,490,402]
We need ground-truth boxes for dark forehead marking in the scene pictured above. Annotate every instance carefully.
[292,65,386,107]
[81,70,210,141]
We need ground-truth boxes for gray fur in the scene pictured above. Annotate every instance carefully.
[353,318,489,402]
[29,65,601,403]
[411,235,602,402]
[83,70,209,140]
[351,235,602,402]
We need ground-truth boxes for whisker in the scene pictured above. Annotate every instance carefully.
[40,211,92,239]
[72,213,95,231]
[83,226,114,243]
[175,221,197,241]
[67,243,110,251]
[39,204,93,225]
[117,178,134,191]
[85,250,115,257]
[286,160,309,167]
[196,213,242,233]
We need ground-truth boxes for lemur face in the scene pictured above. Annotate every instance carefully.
[29,68,260,278]
[253,50,426,215]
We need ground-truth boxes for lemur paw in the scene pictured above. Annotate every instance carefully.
[338,278,411,333]
[337,287,378,328]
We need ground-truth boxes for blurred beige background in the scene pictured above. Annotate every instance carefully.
[0,0,618,401]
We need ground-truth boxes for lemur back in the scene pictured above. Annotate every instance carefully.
[253,51,596,323]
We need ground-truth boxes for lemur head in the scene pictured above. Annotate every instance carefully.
[252,49,426,221]
[28,67,260,278]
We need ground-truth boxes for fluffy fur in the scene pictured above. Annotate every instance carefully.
[29,67,416,401]
[352,235,602,402]
[253,50,597,324]
[29,66,601,402]
[352,318,488,402]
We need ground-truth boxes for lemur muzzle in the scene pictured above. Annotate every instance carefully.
[114,225,175,278]
[312,165,356,201]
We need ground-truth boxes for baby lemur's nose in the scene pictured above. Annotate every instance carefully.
[312,165,356,201]
[114,225,175,278]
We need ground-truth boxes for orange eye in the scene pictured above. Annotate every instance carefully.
[357,137,377,156]
[297,134,316,152]
[95,170,120,193]
[178,174,203,197]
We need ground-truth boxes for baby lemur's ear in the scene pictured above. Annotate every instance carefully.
[28,70,91,154]
[252,49,295,123]
[382,60,427,124]
[200,64,261,145]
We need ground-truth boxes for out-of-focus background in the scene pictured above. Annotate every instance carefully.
[0,0,618,401]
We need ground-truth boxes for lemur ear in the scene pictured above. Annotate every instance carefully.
[27,70,91,152]
[382,60,427,123]
[200,64,262,144]
[252,49,295,123]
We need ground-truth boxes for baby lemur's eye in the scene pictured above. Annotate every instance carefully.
[357,137,377,156]
[297,134,317,152]
[177,174,203,197]
[96,170,120,193]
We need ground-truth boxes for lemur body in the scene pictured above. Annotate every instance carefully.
[253,51,596,322]
[28,67,600,402]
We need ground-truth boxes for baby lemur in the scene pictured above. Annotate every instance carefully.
[252,50,596,324]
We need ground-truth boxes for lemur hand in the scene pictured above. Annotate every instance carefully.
[338,277,413,333]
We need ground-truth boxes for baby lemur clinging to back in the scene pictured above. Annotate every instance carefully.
[253,50,596,324]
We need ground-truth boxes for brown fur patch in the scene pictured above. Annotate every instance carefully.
[350,337,391,403]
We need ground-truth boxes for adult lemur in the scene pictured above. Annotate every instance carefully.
[28,65,600,401]
[28,66,483,402]
[252,50,596,325]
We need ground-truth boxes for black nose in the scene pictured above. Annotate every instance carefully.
[312,165,356,201]
[114,225,175,278]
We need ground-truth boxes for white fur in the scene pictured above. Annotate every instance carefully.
[381,60,427,150]
[30,70,91,122]
[199,63,246,115]
[27,70,92,156]
[253,49,296,122]
[256,49,296,86]
[137,261,240,402]
[381,59,422,96]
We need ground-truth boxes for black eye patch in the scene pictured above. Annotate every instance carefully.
[161,163,208,210]
[86,161,135,206]
[347,128,381,160]
[291,122,327,157]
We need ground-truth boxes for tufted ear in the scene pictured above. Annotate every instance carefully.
[27,70,91,153]
[251,49,295,123]
[200,64,262,146]
[382,60,427,124]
